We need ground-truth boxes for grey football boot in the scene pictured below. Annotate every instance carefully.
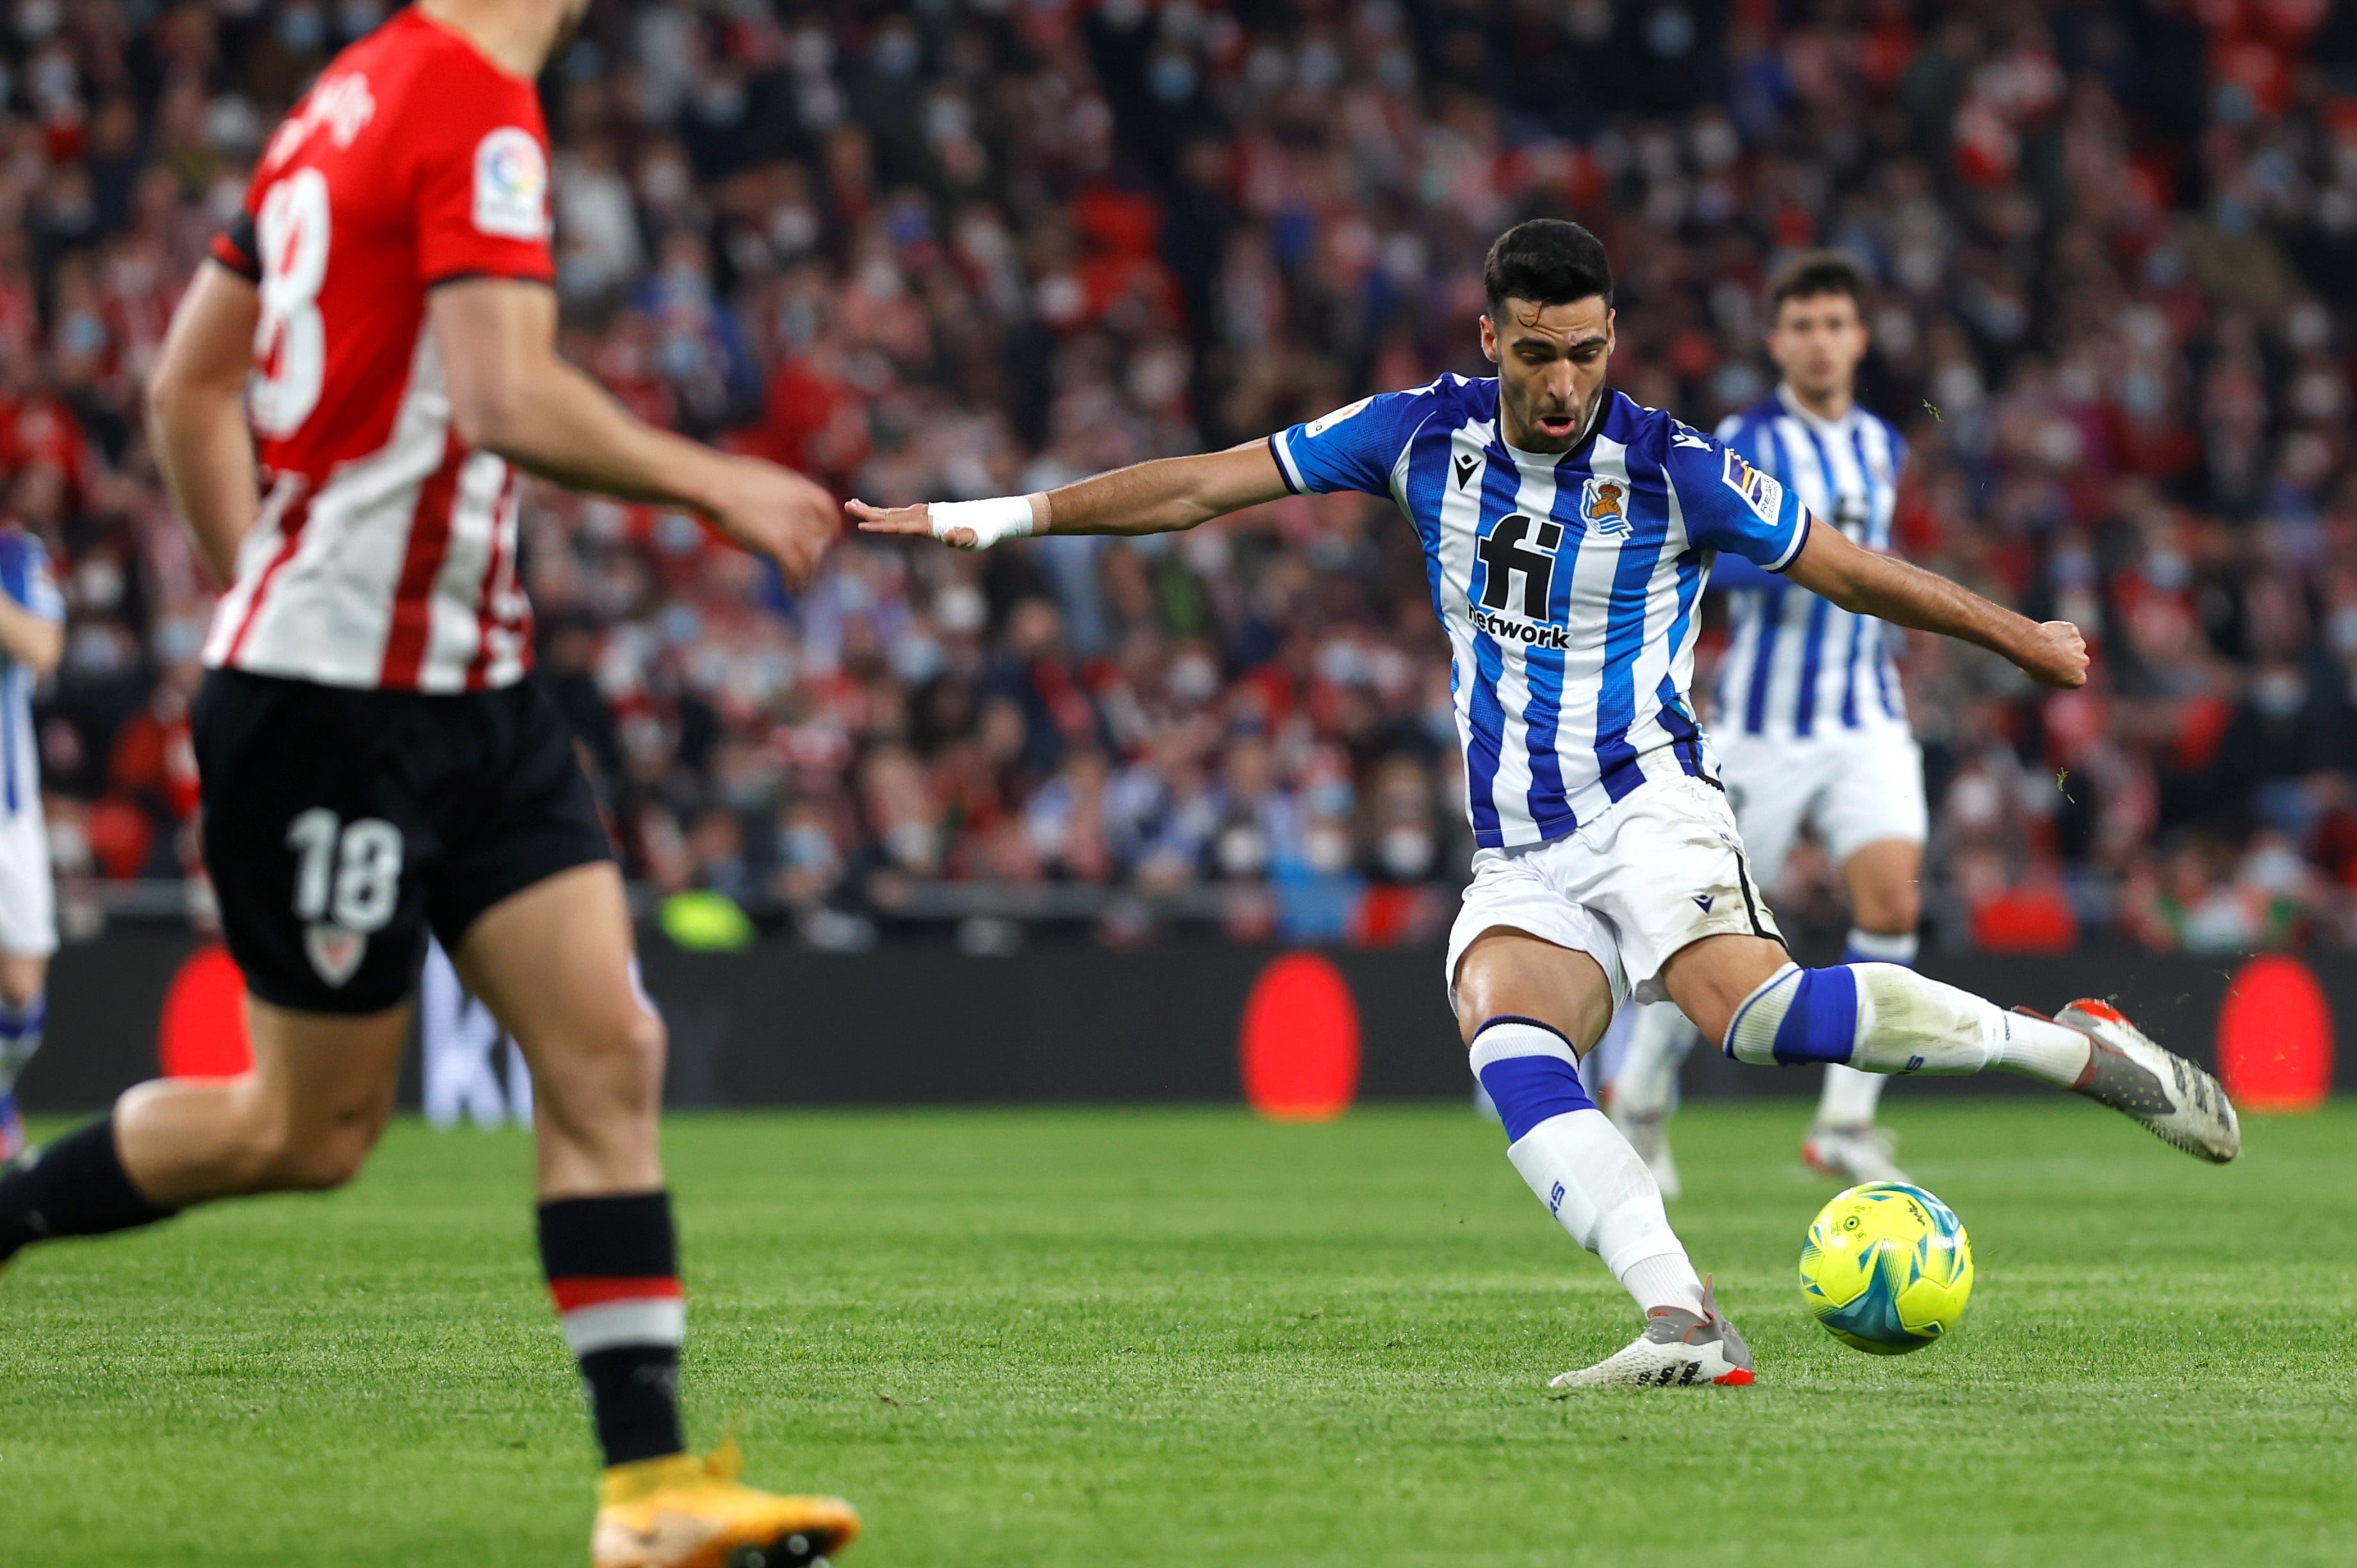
[1549,1275,1754,1390]
[2034,999,2240,1163]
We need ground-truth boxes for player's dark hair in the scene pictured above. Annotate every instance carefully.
[1767,250,1868,317]
[1483,220,1613,317]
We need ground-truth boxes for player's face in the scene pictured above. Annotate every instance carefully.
[1481,295,1614,453]
[1766,291,1867,402]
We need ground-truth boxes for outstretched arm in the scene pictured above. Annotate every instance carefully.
[1783,518,2086,688]
[849,442,1291,549]
[428,280,838,584]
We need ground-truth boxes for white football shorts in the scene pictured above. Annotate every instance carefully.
[1446,774,1784,1013]
[0,804,56,958]
[1713,728,1928,890]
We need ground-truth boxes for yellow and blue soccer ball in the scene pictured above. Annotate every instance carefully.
[1798,1182,1973,1355]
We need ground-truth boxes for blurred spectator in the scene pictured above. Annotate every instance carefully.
[10,0,2357,954]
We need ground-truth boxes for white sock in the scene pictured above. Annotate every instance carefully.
[1724,961,2098,1088]
[1614,1001,1698,1119]
[1816,929,1918,1125]
[1991,1009,2094,1086]
[1471,1018,1705,1317]
[1619,1250,1709,1317]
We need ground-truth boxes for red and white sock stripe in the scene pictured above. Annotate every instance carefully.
[550,1276,685,1357]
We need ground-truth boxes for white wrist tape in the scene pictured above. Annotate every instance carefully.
[928,495,1037,550]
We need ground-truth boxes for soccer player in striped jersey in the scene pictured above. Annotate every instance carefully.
[1613,252,1927,1193]
[0,525,64,1161]
[854,220,2239,1388]
[0,2,855,1560]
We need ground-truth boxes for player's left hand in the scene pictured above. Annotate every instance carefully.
[708,459,840,586]
[846,498,959,545]
[2016,619,2089,689]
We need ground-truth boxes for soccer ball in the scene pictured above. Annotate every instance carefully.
[1798,1182,1973,1355]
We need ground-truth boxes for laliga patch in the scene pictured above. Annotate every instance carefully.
[472,126,549,241]
[306,923,368,988]
[1721,448,1784,526]
[1303,396,1373,438]
[1579,475,1633,539]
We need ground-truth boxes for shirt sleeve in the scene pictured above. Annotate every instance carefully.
[1266,388,1433,498]
[209,162,268,281]
[210,210,261,282]
[1670,430,1812,573]
[412,75,557,288]
[0,538,65,623]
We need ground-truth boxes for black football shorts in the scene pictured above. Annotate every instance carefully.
[192,668,614,1015]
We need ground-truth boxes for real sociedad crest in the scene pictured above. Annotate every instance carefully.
[1580,475,1633,539]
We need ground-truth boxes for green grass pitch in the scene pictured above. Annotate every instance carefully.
[3,1099,2353,1567]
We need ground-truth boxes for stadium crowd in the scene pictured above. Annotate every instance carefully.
[8,0,2357,952]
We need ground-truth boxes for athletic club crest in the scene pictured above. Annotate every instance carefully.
[306,923,366,987]
[1580,475,1633,539]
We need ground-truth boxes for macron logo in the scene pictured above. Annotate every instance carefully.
[1454,454,1480,489]
[1693,894,1714,911]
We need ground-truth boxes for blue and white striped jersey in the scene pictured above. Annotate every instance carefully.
[1710,388,1908,739]
[1270,377,1813,849]
[0,528,63,819]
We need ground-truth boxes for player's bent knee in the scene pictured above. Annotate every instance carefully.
[1852,886,1920,938]
[268,1138,371,1192]
[227,1127,355,1193]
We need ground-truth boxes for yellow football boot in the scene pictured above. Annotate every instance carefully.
[591,1441,860,1568]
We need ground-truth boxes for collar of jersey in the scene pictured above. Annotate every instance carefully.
[1499,388,1610,464]
[1773,381,1857,433]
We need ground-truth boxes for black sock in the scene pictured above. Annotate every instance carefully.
[0,1116,178,1263]
[538,1191,687,1467]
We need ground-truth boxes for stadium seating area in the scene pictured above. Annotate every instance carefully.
[8,0,2357,951]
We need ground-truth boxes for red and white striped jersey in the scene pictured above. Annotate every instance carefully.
[204,8,551,692]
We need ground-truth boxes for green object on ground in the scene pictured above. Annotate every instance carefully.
[3,1102,2351,1567]
[657,890,755,952]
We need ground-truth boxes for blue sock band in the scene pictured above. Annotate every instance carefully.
[1469,1016,1596,1141]
[1842,928,1918,968]
[1770,967,1860,1066]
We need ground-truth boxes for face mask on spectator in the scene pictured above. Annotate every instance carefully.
[1305,822,1352,876]
[2328,605,2357,660]
[1149,53,1196,103]
[873,28,920,79]
[1217,824,1268,879]
[932,584,986,637]
[2251,671,2305,718]
[2141,548,2190,592]
[60,311,107,357]
[277,3,325,53]
[1380,826,1433,879]
[1169,651,1218,705]
[2117,369,2165,419]
[892,633,944,685]
[76,556,124,612]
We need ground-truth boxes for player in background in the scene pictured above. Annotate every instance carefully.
[852,220,2238,1389]
[0,3,858,1563]
[1611,253,1925,1194]
[0,524,64,1161]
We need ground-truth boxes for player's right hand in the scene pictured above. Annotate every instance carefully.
[708,459,839,586]
[2016,619,2089,689]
